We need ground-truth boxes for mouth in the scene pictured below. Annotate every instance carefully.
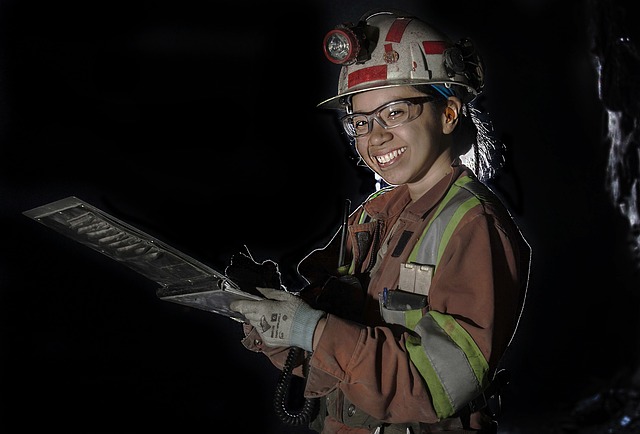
[374,147,407,168]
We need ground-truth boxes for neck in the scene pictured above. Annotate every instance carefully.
[406,157,454,201]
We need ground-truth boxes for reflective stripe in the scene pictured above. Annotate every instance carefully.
[411,188,476,268]
[405,311,488,419]
[433,177,494,269]
[358,209,369,224]
[350,175,491,419]
[408,176,473,266]
[402,175,493,419]
[386,18,411,43]
[348,65,387,88]
[435,196,479,270]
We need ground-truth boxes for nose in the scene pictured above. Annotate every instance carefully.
[368,118,392,144]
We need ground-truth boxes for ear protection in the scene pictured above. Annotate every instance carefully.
[445,107,457,122]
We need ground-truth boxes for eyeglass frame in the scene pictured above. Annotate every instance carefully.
[340,95,439,138]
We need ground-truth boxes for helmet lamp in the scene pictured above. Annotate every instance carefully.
[323,26,361,65]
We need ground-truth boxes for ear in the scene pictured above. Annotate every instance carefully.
[441,96,463,134]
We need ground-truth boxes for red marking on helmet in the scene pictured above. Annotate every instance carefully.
[348,65,388,88]
[422,41,448,54]
[384,43,393,54]
[386,18,411,42]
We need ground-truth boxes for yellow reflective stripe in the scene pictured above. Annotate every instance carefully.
[406,335,454,419]
[454,174,474,188]
[430,311,489,388]
[404,308,422,329]
[401,176,489,418]
[435,196,480,271]
[358,211,369,224]
[407,176,473,264]
[405,310,489,419]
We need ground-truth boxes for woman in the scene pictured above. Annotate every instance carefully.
[229,9,530,434]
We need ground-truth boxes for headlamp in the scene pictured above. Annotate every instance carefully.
[322,22,370,65]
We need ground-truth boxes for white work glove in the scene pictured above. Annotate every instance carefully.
[229,287,325,352]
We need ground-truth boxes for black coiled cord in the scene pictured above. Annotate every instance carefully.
[273,346,319,426]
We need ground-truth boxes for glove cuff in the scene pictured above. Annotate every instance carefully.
[290,303,325,352]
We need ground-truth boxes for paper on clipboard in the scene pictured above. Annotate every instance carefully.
[23,196,261,322]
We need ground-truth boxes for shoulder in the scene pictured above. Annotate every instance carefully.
[454,174,524,237]
[456,173,508,214]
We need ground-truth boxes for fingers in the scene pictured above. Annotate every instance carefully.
[229,299,260,315]
[230,298,277,320]
[241,311,263,323]
[228,300,266,327]
[256,286,291,301]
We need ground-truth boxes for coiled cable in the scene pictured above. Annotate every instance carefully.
[273,346,319,426]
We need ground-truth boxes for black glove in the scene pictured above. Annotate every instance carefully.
[224,251,284,297]
[300,274,364,322]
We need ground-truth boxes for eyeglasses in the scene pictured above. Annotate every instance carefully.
[341,96,437,138]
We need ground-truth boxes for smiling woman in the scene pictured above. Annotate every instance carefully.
[228,9,531,434]
[9,1,623,433]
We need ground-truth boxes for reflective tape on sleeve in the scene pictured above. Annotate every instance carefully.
[405,311,488,419]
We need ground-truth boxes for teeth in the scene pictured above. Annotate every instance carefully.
[375,147,406,164]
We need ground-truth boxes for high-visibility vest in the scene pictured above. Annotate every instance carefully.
[359,175,493,419]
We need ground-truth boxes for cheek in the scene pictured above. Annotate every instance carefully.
[394,123,428,148]
[355,140,368,158]
[408,119,442,148]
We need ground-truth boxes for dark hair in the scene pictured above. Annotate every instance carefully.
[414,84,504,181]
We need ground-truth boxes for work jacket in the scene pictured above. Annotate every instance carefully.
[240,162,531,433]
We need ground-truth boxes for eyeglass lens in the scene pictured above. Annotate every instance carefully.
[342,96,433,138]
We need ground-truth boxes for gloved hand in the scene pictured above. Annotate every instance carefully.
[229,286,325,352]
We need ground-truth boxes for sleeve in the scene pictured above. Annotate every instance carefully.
[238,324,309,377]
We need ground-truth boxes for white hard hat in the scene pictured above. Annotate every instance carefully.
[318,10,485,109]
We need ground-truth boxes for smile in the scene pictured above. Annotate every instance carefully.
[374,147,407,165]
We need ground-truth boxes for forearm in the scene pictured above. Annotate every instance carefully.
[306,314,440,422]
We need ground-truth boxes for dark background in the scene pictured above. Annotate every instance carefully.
[1,0,639,432]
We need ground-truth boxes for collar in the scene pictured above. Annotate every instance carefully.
[363,161,470,222]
